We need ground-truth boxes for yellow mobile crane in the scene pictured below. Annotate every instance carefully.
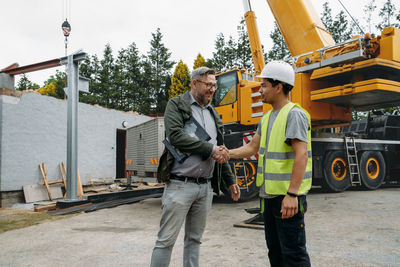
[214,0,400,200]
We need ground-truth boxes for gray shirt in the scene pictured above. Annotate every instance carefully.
[170,94,218,179]
[256,106,309,198]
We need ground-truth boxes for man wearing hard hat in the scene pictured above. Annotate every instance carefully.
[229,61,312,266]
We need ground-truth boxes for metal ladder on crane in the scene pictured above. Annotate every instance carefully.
[234,162,249,192]
[344,136,362,186]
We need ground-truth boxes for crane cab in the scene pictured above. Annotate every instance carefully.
[213,69,270,129]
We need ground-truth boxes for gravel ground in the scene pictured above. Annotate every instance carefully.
[0,186,399,267]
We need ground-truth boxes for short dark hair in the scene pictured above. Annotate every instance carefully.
[267,78,293,95]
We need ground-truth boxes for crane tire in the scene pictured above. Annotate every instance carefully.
[359,151,386,190]
[322,151,351,192]
[220,161,258,202]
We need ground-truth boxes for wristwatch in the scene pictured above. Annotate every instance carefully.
[286,191,298,198]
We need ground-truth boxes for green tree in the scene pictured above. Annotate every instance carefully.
[266,22,290,61]
[99,44,116,108]
[16,74,39,91]
[321,2,352,43]
[43,70,67,99]
[377,0,400,30]
[80,44,117,109]
[117,42,149,112]
[169,60,191,99]
[79,54,102,105]
[209,18,255,71]
[144,28,175,114]
[236,18,253,70]
[364,0,377,33]
[210,33,228,72]
[225,36,238,69]
[193,53,206,70]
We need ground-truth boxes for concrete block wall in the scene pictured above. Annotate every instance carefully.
[0,90,151,193]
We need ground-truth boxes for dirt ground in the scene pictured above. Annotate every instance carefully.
[0,186,399,267]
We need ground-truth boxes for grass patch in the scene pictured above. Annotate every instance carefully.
[0,209,77,233]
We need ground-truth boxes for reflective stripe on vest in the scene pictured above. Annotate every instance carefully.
[256,102,312,195]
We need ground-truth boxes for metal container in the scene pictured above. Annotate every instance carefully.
[126,117,164,178]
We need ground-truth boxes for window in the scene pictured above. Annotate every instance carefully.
[213,71,238,106]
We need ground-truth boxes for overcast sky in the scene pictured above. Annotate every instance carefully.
[1,0,396,86]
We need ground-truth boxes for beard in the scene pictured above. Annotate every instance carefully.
[196,91,211,106]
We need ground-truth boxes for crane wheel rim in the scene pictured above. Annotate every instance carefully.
[235,162,255,187]
[331,158,347,181]
[365,158,379,179]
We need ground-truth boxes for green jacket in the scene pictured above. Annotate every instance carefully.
[157,91,236,195]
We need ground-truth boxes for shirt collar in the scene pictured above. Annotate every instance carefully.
[189,92,211,109]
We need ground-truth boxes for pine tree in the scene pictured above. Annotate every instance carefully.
[193,53,206,70]
[320,2,352,43]
[114,48,128,111]
[80,47,114,108]
[79,54,102,105]
[210,18,255,71]
[210,33,228,72]
[169,60,191,99]
[266,22,290,61]
[364,0,377,33]
[332,11,352,42]
[16,74,39,91]
[144,28,175,114]
[236,18,253,70]
[99,44,116,108]
[125,43,145,112]
[377,0,400,31]
[225,36,238,69]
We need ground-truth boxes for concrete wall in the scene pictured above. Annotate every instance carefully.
[0,91,151,191]
[0,73,14,90]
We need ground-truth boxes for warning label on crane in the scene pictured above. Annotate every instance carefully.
[243,132,259,161]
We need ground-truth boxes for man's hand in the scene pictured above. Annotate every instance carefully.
[212,145,230,163]
[281,194,298,219]
[229,184,240,201]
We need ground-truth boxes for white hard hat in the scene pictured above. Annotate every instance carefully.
[257,61,294,86]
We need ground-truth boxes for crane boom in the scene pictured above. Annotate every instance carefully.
[266,0,335,57]
[243,0,265,74]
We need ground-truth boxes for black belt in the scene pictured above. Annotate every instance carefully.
[171,175,210,184]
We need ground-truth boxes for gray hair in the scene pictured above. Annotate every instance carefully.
[191,67,216,81]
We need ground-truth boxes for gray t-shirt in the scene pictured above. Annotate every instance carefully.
[256,106,309,198]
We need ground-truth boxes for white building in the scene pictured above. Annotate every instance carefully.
[0,88,151,207]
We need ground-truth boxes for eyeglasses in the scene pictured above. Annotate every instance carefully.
[196,80,218,90]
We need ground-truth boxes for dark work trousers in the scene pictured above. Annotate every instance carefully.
[263,195,311,267]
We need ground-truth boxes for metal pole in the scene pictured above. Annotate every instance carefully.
[66,54,79,200]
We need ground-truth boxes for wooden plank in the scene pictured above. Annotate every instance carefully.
[34,203,57,212]
[59,162,67,187]
[38,179,64,185]
[39,163,52,200]
[60,162,83,198]
[23,184,63,203]
[60,162,67,198]
[77,168,84,198]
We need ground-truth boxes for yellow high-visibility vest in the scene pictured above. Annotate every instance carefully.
[256,102,312,195]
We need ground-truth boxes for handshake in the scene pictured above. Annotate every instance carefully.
[211,145,230,164]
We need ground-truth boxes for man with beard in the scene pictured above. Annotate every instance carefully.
[229,61,312,267]
[150,67,240,267]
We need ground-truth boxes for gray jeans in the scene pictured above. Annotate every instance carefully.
[150,179,213,267]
